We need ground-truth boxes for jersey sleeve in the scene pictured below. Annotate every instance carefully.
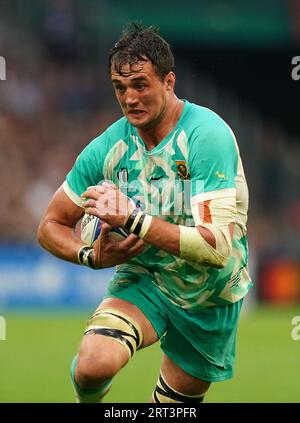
[188,121,238,203]
[63,132,108,207]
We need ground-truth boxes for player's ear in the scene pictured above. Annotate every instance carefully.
[164,72,176,91]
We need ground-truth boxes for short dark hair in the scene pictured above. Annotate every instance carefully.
[109,23,175,80]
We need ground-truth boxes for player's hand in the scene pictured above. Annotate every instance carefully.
[92,223,144,268]
[82,183,135,227]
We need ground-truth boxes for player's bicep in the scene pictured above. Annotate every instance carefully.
[191,193,237,228]
[41,185,84,228]
[192,194,237,250]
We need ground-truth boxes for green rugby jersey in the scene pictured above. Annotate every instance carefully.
[64,100,252,310]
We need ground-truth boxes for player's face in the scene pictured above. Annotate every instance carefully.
[111,61,173,129]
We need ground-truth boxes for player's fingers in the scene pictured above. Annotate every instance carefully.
[118,234,141,249]
[83,199,96,208]
[84,201,106,215]
[127,239,145,256]
[98,222,112,244]
[84,206,101,218]
[102,181,118,190]
[82,186,104,200]
[132,238,145,249]
[84,196,108,211]
[93,222,113,255]
[100,223,113,239]
[93,185,106,193]
[102,222,113,232]
[81,191,89,200]
[89,186,104,198]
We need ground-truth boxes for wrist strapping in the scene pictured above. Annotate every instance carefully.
[124,209,152,238]
[78,245,96,269]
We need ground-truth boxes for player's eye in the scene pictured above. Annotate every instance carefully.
[135,84,145,91]
[115,85,125,93]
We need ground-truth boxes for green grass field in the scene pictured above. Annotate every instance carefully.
[0,305,299,403]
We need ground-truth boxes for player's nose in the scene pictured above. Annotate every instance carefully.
[125,89,138,106]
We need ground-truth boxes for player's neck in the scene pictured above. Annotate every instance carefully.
[137,97,184,151]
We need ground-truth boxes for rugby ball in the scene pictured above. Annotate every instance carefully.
[81,213,129,246]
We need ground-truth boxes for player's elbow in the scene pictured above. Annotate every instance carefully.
[198,244,231,269]
[36,222,44,248]
[36,218,48,249]
[210,247,231,269]
[179,225,232,269]
[206,232,232,269]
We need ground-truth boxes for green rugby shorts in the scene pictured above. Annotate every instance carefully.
[103,268,243,382]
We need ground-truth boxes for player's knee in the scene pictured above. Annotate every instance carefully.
[85,307,143,358]
[75,353,117,388]
[76,307,143,389]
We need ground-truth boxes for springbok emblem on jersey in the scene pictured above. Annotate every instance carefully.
[175,161,190,180]
[215,171,227,180]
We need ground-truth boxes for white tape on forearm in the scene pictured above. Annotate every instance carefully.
[191,195,237,226]
[179,224,232,268]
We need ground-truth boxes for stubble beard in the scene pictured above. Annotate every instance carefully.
[133,99,167,131]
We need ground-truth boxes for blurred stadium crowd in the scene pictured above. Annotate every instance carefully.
[0,0,299,303]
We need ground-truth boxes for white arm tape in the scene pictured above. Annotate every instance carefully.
[179,223,232,269]
[191,195,237,227]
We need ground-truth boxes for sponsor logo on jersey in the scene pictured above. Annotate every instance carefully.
[175,161,190,180]
[150,175,164,181]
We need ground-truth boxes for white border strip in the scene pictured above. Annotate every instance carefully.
[191,188,236,204]
[62,181,84,207]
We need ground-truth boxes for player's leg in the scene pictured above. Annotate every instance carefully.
[151,354,210,403]
[71,297,158,403]
[152,298,244,403]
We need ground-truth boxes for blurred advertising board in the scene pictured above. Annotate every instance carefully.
[0,244,112,308]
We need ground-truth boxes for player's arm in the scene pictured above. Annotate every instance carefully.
[82,186,235,269]
[37,186,85,263]
[135,195,235,268]
[37,185,144,268]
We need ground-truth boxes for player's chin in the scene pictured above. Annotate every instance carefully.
[126,112,149,127]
